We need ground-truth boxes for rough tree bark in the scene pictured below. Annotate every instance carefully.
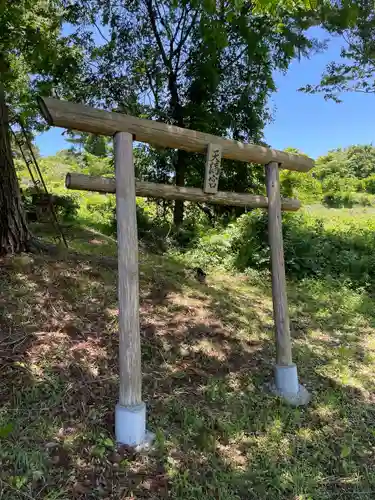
[169,71,186,226]
[173,149,187,226]
[0,85,31,254]
[145,0,188,226]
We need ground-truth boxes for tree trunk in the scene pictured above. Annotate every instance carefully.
[0,85,31,254]
[173,149,187,226]
[168,72,186,226]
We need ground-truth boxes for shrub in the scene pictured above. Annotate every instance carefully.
[363,174,375,194]
[229,210,375,288]
[280,170,322,204]
[85,194,115,217]
[230,210,269,271]
[356,193,373,207]
[21,189,79,222]
[323,191,355,208]
[53,195,79,220]
[182,228,233,269]
[178,208,375,289]
[79,152,113,177]
[111,201,172,252]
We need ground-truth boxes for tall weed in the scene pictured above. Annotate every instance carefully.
[183,209,375,289]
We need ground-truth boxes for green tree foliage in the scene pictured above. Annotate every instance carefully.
[279,147,322,203]
[0,0,87,254]
[312,144,375,207]
[66,0,320,223]
[277,144,375,208]
[1,0,85,128]
[66,132,110,157]
[301,0,375,101]
[316,144,375,181]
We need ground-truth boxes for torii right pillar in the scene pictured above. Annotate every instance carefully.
[265,162,310,406]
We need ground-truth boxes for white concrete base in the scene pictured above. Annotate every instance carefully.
[270,364,311,406]
[115,402,155,449]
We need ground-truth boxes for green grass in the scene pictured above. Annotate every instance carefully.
[1,219,375,499]
[305,204,375,226]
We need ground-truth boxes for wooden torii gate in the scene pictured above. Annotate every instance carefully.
[38,97,314,447]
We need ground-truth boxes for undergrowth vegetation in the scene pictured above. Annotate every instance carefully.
[5,141,375,498]
[1,225,375,499]
[17,145,375,290]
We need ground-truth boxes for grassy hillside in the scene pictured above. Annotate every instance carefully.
[1,216,375,499]
[4,145,375,498]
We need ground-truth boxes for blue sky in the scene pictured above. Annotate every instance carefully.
[35,27,374,160]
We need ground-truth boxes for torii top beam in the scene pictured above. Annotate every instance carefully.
[38,97,314,173]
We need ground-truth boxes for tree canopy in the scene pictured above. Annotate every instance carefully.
[316,144,375,180]
[64,0,323,222]
[0,0,85,128]
[301,0,375,101]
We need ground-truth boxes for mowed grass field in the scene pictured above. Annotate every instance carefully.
[1,211,375,499]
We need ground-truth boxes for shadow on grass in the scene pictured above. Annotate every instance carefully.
[0,249,375,499]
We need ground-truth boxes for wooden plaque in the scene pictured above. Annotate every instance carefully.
[204,144,222,193]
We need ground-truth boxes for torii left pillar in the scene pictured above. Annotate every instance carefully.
[114,131,154,447]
